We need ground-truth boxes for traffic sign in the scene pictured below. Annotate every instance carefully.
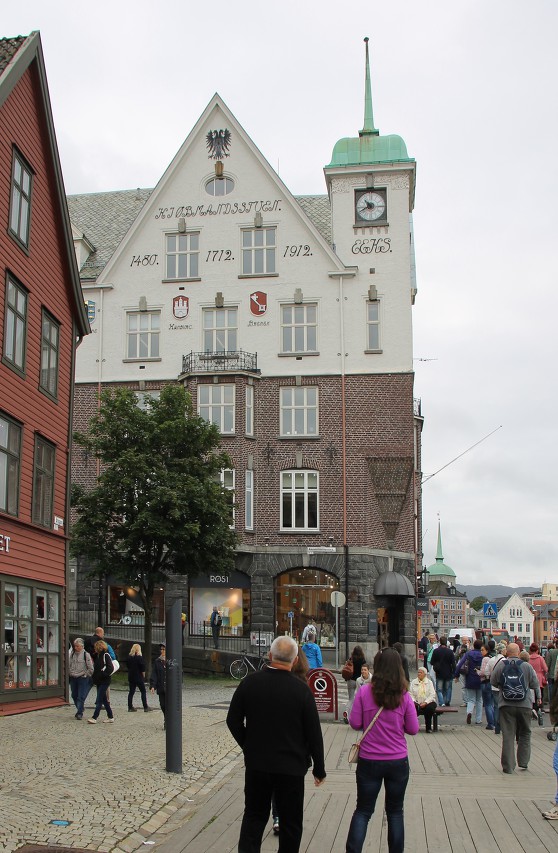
[331,591,346,607]
[483,602,498,619]
[287,611,294,619]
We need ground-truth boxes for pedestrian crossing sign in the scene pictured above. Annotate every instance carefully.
[483,602,498,619]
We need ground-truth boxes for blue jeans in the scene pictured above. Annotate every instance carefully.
[436,678,452,705]
[69,676,90,716]
[346,757,409,853]
[481,683,495,727]
[463,687,483,723]
[92,681,113,720]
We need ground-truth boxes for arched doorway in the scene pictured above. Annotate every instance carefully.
[275,568,340,648]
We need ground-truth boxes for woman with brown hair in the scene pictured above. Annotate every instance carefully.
[88,640,115,723]
[345,648,419,853]
[344,644,366,723]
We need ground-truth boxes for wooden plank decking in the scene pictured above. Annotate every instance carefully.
[153,721,558,852]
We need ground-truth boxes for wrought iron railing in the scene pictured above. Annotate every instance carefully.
[182,350,259,374]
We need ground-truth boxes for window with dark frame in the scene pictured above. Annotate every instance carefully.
[32,436,55,528]
[39,311,60,399]
[9,150,33,248]
[3,275,28,374]
[0,414,21,516]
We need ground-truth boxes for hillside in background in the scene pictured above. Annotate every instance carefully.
[455,585,538,602]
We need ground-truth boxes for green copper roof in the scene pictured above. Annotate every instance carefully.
[426,523,456,578]
[327,38,413,168]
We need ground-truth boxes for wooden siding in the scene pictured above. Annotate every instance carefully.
[0,61,77,582]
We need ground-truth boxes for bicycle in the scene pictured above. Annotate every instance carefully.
[230,650,268,680]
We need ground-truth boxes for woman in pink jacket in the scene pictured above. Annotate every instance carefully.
[529,643,549,690]
[346,648,419,853]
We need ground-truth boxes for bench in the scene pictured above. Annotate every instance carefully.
[433,706,459,732]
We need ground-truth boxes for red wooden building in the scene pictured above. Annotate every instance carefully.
[0,32,89,713]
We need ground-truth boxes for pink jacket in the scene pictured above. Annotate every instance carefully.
[529,653,548,689]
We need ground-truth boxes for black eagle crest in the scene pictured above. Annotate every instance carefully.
[206,128,232,160]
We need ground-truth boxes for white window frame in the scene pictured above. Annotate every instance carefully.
[280,470,319,532]
[135,391,161,410]
[280,304,317,354]
[280,387,318,437]
[165,232,199,280]
[198,384,235,434]
[220,468,235,528]
[366,299,381,351]
[245,385,254,436]
[242,227,276,275]
[245,470,254,530]
[203,307,238,353]
[126,311,160,360]
[9,149,33,248]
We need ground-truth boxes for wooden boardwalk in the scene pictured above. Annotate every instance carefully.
[153,720,558,852]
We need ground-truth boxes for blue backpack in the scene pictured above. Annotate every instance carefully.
[499,658,527,701]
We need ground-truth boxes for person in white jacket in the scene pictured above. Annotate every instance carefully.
[409,667,437,733]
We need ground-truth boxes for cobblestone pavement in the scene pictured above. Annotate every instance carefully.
[0,679,243,853]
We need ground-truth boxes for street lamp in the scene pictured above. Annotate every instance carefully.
[419,565,430,595]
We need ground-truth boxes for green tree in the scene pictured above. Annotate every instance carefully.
[469,596,487,612]
[71,385,237,671]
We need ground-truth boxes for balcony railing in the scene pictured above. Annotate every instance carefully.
[182,350,259,374]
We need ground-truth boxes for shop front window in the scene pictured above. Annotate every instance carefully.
[2,579,60,693]
[189,571,251,637]
[275,568,339,646]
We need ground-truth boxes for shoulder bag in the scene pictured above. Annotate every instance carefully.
[348,707,383,764]
[342,659,354,681]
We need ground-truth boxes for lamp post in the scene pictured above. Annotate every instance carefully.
[420,565,430,596]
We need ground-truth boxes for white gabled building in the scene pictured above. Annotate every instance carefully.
[68,41,423,658]
[472,592,534,646]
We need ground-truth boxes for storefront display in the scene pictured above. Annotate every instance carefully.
[276,568,339,645]
[1,579,61,694]
[189,571,251,635]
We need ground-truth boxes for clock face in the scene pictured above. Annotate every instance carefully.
[355,191,386,222]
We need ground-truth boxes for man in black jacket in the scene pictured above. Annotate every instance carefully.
[227,635,326,852]
[430,635,456,706]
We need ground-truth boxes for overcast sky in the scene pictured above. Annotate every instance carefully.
[4,1,557,588]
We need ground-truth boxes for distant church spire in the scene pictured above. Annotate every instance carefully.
[360,37,378,137]
[435,521,444,563]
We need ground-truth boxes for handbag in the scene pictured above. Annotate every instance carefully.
[460,654,469,676]
[348,708,383,764]
[341,659,354,681]
[111,658,120,674]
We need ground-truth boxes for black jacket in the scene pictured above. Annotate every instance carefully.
[430,645,456,680]
[91,651,113,686]
[226,666,326,779]
[127,654,146,683]
[150,656,166,694]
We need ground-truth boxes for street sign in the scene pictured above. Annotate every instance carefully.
[331,591,346,608]
[287,611,294,618]
[483,602,498,619]
[416,596,429,610]
[307,546,336,554]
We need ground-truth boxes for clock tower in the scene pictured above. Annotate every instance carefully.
[324,38,417,373]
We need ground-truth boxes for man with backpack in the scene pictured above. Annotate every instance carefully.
[210,606,223,649]
[490,642,541,774]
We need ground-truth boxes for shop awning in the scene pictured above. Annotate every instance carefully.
[374,571,415,597]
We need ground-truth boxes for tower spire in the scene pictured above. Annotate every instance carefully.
[435,520,444,562]
[360,37,378,136]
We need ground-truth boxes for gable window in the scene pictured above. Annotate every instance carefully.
[245,470,254,530]
[280,387,318,436]
[0,414,21,516]
[220,468,235,528]
[366,300,381,351]
[32,436,55,528]
[242,227,276,275]
[281,304,317,354]
[165,233,199,279]
[3,275,28,374]
[39,311,60,399]
[203,307,237,353]
[206,177,234,196]
[126,311,160,359]
[281,470,318,531]
[245,385,254,436]
[9,150,33,248]
[198,384,235,434]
